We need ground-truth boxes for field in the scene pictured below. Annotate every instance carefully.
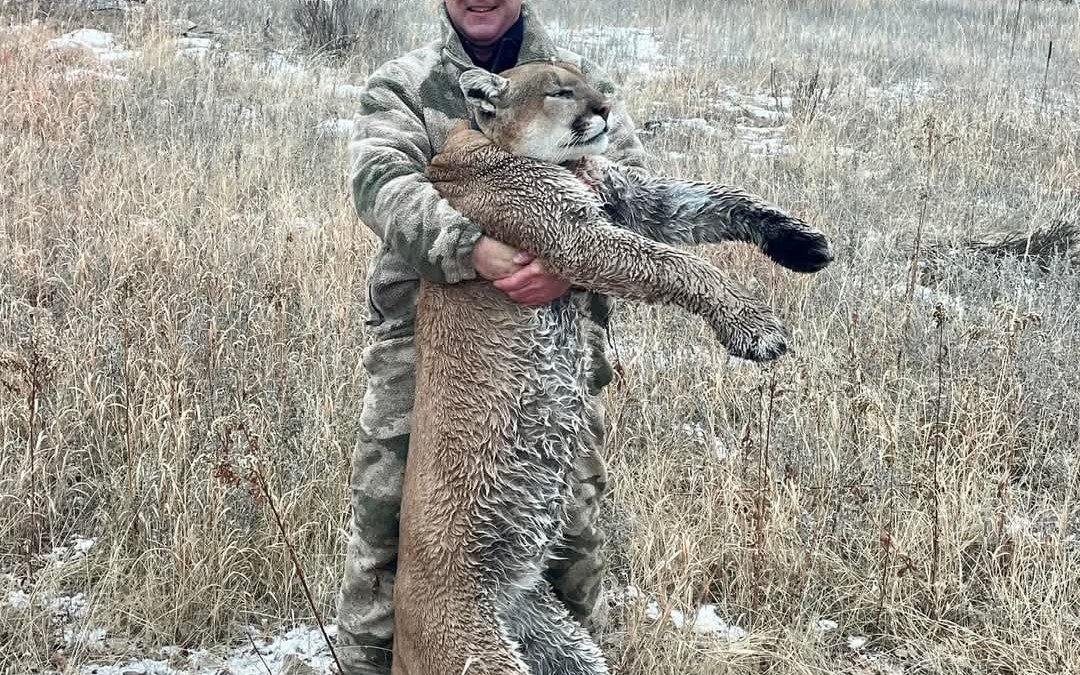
[1,0,1079,673]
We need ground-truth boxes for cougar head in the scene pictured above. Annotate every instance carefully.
[458,62,611,163]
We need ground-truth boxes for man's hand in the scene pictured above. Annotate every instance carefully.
[472,235,571,306]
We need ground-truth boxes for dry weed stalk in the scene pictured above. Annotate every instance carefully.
[927,303,948,620]
[750,369,777,621]
[213,417,344,675]
[0,315,60,578]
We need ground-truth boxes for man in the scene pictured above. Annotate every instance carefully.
[338,1,645,673]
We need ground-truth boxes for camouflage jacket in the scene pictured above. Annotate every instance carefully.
[350,3,647,342]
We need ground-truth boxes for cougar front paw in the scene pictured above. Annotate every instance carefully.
[762,216,834,273]
[714,309,789,362]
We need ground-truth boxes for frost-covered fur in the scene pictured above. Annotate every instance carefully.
[392,63,833,675]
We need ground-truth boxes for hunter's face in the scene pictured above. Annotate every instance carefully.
[445,0,524,46]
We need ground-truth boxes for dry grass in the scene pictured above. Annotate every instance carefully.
[1,0,1079,673]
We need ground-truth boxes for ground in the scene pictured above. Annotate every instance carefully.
[1,0,1078,674]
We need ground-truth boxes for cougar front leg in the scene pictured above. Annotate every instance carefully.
[581,158,833,273]
[544,225,789,361]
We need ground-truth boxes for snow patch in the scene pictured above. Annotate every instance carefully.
[644,599,685,627]
[815,618,839,633]
[1005,514,1033,539]
[48,28,116,51]
[863,78,935,106]
[48,592,89,621]
[48,29,140,63]
[677,423,735,460]
[643,84,796,158]
[912,285,965,319]
[264,52,307,79]
[42,536,97,566]
[5,589,31,610]
[691,605,747,640]
[617,585,745,641]
[175,36,220,60]
[177,37,215,51]
[78,624,337,675]
[64,626,108,649]
[851,651,907,675]
[550,25,671,66]
[740,137,797,157]
[88,0,141,10]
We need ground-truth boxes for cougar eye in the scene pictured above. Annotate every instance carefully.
[547,89,575,99]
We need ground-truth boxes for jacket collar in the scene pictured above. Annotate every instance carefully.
[441,2,560,71]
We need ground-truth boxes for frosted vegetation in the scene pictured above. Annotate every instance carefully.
[1,0,1078,673]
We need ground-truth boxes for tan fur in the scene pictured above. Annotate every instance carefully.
[460,62,612,162]
[392,64,829,675]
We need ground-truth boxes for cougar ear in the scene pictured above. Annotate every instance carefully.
[459,68,509,115]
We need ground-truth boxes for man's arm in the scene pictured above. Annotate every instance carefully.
[350,60,483,285]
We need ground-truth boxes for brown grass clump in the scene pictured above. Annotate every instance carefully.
[1,1,1079,673]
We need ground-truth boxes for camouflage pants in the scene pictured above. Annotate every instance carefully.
[336,334,611,675]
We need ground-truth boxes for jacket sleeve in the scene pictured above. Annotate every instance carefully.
[576,57,647,169]
[349,60,483,285]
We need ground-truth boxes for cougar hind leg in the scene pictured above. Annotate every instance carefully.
[499,581,609,675]
[393,588,531,675]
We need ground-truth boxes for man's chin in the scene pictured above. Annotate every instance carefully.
[461,17,510,42]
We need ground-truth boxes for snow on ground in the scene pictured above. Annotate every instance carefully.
[7,20,955,675]
[65,626,109,651]
[848,635,869,650]
[912,284,966,319]
[36,26,367,103]
[175,36,219,59]
[44,28,139,82]
[614,585,908,671]
[861,77,936,106]
[79,625,336,675]
[677,422,736,460]
[616,585,747,640]
[642,85,797,159]
[47,28,117,52]
[5,587,31,610]
[42,536,98,566]
[2,531,333,674]
[48,28,140,63]
[87,0,140,11]
[549,24,680,75]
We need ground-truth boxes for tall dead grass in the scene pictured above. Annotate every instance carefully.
[1,0,1079,673]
